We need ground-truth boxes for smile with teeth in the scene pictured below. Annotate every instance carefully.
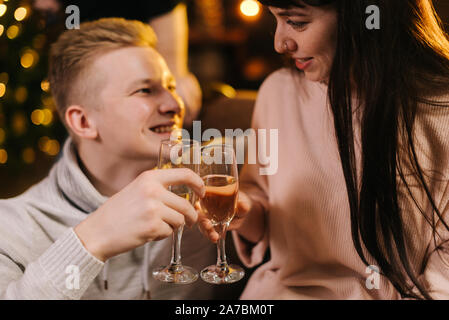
[150,125,173,134]
[297,57,313,63]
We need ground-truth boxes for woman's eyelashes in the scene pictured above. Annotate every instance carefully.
[286,20,308,30]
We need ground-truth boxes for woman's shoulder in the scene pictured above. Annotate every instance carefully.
[408,91,449,180]
[259,68,305,92]
[257,68,318,104]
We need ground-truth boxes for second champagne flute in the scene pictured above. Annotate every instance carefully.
[152,139,201,284]
[199,143,245,284]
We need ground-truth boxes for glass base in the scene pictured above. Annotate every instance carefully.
[152,265,199,284]
[200,264,245,284]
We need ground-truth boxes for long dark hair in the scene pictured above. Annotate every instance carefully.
[259,0,449,299]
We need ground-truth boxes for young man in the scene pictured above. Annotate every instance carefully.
[0,18,216,299]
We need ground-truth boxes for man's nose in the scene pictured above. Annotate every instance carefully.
[158,89,183,116]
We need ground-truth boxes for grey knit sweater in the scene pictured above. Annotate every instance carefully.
[0,137,221,299]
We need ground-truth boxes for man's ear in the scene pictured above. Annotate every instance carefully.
[65,105,98,140]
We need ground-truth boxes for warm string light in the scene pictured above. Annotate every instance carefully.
[40,79,50,92]
[6,24,19,39]
[0,83,5,98]
[12,112,27,135]
[0,149,7,164]
[0,73,7,104]
[31,108,53,126]
[14,7,27,22]
[239,0,261,19]
[22,147,35,164]
[38,136,60,156]
[0,4,7,17]
[0,2,60,167]
[20,48,38,68]
[33,34,46,49]
[0,128,5,144]
[15,86,27,103]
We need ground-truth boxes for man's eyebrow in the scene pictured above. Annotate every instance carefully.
[128,78,152,90]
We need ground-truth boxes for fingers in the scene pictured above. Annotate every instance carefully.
[156,189,198,226]
[151,221,175,241]
[159,205,189,230]
[154,168,205,198]
[195,202,219,243]
[198,216,219,243]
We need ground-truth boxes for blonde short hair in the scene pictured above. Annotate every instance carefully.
[48,18,157,133]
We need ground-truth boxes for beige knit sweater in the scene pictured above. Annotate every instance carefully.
[232,68,449,299]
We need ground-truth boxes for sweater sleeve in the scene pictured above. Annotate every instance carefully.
[0,228,104,300]
[399,98,449,299]
[416,179,449,299]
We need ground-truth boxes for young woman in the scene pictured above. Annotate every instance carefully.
[199,0,449,299]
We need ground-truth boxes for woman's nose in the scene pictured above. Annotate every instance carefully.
[274,29,298,54]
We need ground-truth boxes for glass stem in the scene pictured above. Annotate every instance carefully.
[215,223,229,274]
[169,225,184,272]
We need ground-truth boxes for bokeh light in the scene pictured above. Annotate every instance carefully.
[12,112,27,135]
[42,96,55,110]
[0,73,8,84]
[46,139,60,156]
[38,136,50,152]
[33,34,46,49]
[14,7,27,21]
[38,136,60,156]
[0,4,7,17]
[21,49,38,68]
[0,149,7,164]
[15,86,28,103]
[240,0,260,18]
[42,109,53,126]
[22,147,35,164]
[0,128,5,145]
[6,25,19,39]
[0,83,5,98]
[31,109,44,125]
[0,25,4,37]
[40,79,50,92]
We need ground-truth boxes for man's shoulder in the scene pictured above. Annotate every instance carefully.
[0,195,34,230]
[0,175,53,226]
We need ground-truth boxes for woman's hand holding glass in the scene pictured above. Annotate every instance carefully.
[196,190,252,243]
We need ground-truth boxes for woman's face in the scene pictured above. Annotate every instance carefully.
[269,3,338,82]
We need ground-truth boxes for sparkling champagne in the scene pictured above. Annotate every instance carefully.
[200,174,238,224]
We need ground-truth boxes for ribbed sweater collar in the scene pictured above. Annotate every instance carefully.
[55,137,109,214]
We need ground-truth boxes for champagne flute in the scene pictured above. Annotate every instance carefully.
[199,143,245,284]
[152,139,200,284]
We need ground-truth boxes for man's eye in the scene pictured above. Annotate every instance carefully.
[136,88,152,94]
[286,20,308,30]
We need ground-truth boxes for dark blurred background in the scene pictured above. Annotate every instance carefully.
[0,0,448,199]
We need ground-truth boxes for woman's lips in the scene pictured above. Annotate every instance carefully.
[295,58,313,71]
